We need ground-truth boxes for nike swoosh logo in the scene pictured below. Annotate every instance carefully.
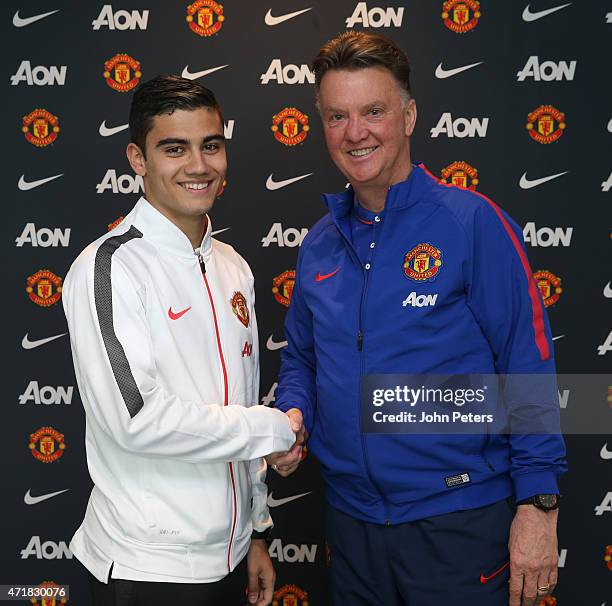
[480,561,509,584]
[24,488,69,505]
[266,335,288,351]
[267,491,311,507]
[608,118,612,134]
[604,282,612,298]
[266,173,313,191]
[99,121,129,137]
[522,3,572,22]
[435,61,483,79]
[211,227,230,236]
[600,443,612,460]
[181,65,229,80]
[552,335,565,341]
[264,7,312,26]
[22,332,67,350]
[18,173,64,191]
[168,306,191,320]
[316,268,340,282]
[13,9,60,27]
[519,171,568,189]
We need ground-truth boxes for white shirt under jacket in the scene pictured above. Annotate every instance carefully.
[63,197,295,583]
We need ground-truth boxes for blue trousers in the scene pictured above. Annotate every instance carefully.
[325,498,514,606]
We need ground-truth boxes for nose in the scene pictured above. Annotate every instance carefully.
[184,149,209,175]
[344,114,368,143]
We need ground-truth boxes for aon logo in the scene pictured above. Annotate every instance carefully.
[402,292,438,308]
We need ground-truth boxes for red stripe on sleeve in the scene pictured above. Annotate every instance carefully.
[420,164,550,361]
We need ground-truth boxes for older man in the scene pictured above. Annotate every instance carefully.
[270,32,566,606]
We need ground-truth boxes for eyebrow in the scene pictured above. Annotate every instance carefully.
[155,134,225,148]
[323,101,387,113]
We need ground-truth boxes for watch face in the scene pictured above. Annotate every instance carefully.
[537,494,558,509]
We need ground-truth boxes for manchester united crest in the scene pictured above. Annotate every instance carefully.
[231,291,250,328]
[104,53,141,92]
[26,269,62,307]
[526,105,566,144]
[403,243,443,282]
[441,0,481,33]
[536,597,557,606]
[22,109,60,147]
[31,581,68,605]
[272,584,309,606]
[186,0,224,37]
[440,161,479,190]
[272,270,296,307]
[604,544,612,570]
[29,427,66,463]
[272,108,309,146]
[534,270,562,308]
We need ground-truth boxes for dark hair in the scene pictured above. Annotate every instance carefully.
[313,31,411,100]
[129,74,223,155]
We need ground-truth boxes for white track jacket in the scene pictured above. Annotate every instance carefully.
[63,198,295,583]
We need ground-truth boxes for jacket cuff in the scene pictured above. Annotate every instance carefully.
[513,470,560,501]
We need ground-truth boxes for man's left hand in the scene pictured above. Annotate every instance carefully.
[246,538,275,605]
[508,505,559,606]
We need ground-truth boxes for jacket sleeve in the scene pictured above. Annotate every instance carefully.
[274,244,318,434]
[62,245,296,464]
[246,269,274,532]
[466,200,567,500]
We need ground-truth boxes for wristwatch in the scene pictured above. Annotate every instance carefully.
[516,494,560,511]
[251,527,274,545]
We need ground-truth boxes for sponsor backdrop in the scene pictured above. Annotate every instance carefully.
[3,0,611,604]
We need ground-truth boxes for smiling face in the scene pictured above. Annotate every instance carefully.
[318,66,416,200]
[126,106,226,240]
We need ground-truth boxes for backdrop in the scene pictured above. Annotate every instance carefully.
[3,1,611,604]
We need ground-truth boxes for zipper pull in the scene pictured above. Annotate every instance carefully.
[357,330,364,351]
[195,249,206,275]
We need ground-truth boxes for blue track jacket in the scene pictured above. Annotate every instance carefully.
[275,163,567,525]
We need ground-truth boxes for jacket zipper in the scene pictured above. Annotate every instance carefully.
[199,252,237,572]
[332,214,391,523]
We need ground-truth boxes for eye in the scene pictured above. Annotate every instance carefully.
[368,107,384,117]
[165,146,184,155]
[203,142,219,152]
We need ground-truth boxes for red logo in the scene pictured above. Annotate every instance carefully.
[534,270,562,308]
[31,581,68,605]
[26,270,62,307]
[403,243,443,282]
[440,160,479,190]
[604,544,612,570]
[104,53,141,92]
[272,584,309,606]
[442,0,481,33]
[479,561,509,584]
[231,291,250,328]
[22,109,60,147]
[29,427,66,463]
[186,0,224,36]
[537,597,557,606]
[168,306,191,320]
[272,270,296,307]
[242,341,253,357]
[315,268,340,282]
[271,107,310,146]
[526,105,566,144]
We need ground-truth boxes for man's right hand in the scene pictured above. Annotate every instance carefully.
[266,409,305,477]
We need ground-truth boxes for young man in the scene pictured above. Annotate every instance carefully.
[271,32,567,606]
[63,75,299,606]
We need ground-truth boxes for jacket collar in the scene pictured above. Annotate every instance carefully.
[322,162,430,219]
[130,197,213,262]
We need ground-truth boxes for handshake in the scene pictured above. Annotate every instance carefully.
[266,408,306,477]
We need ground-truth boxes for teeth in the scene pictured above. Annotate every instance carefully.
[349,147,376,157]
[182,182,209,190]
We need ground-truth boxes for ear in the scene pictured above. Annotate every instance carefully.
[126,142,146,176]
[404,98,417,137]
